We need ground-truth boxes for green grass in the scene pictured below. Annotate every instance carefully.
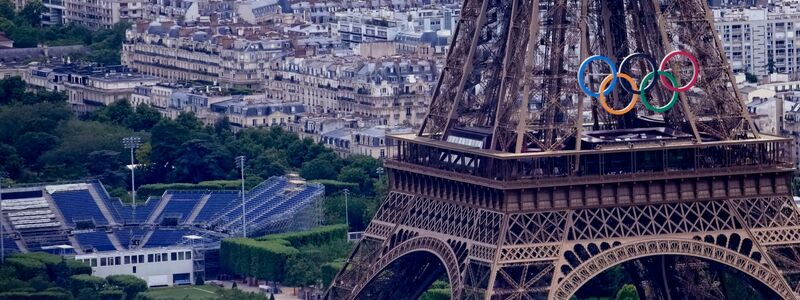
[138,285,222,300]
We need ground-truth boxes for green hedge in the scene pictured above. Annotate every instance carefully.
[321,260,344,287]
[69,274,106,294]
[419,288,450,300]
[220,238,299,281]
[0,290,72,300]
[136,178,264,200]
[311,180,358,195]
[5,258,45,280]
[106,275,146,300]
[255,224,347,246]
[221,225,347,281]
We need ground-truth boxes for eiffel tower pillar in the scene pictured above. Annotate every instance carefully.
[326,0,800,298]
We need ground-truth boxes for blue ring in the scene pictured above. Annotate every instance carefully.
[578,55,618,98]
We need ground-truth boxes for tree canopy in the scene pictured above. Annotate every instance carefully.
[0,0,128,64]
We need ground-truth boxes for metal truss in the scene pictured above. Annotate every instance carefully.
[326,192,800,299]
[419,0,757,153]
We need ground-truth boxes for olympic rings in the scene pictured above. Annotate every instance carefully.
[619,53,659,94]
[578,55,618,98]
[640,71,680,113]
[577,50,699,115]
[599,73,638,116]
[658,50,699,92]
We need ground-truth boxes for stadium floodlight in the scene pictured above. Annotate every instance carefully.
[343,189,349,235]
[0,171,6,264]
[122,137,142,248]
[122,137,142,215]
[234,156,247,238]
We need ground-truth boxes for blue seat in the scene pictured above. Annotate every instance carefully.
[75,231,116,252]
[51,190,109,226]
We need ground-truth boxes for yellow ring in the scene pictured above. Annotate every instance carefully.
[598,73,639,116]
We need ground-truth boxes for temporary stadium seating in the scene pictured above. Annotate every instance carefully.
[1,176,323,254]
[193,192,238,224]
[51,190,109,226]
[143,229,193,248]
[75,231,117,252]
[158,192,204,224]
[116,227,149,249]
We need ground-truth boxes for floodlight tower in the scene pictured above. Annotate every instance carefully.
[234,156,247,238]
[122,137,142,223]
[0,171,7,264]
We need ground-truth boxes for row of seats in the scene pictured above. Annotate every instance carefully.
[51,190,109,226]
[93,182,159,225]
[159,192,205,223]
[193,192,238,224]
[1,198,49,211]
[75,231,117,252]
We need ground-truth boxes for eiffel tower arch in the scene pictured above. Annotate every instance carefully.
[325,0,800,298]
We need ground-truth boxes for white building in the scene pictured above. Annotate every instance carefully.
[75,247,195,287]
[62,0,145,29]
[714,6,800,76]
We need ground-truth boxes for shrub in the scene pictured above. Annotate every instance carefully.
[320,260,343,287]
[106,275,146,300]
[70,274,106,294]
[5,257,45,280]
[98,288,125,300]
[419,288,450,300]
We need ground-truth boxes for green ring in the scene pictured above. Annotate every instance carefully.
[639,71,680,113]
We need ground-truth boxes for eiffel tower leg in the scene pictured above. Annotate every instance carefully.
[326,191,505,299]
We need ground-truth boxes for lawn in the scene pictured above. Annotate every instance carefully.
[139,285,223,300]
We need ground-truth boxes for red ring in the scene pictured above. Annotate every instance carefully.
[658,50,699,93]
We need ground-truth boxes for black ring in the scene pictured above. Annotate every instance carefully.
[618,53,659,94]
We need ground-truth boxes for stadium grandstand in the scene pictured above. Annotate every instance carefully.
[0,175,324,258]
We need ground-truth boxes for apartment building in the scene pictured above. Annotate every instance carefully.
[63,0,144,29]
[23,64,160,113]
[265,55,437,127]
[236,0,282,24]
[714,5,800,76]
[122,21,291,90]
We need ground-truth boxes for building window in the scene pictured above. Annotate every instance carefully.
[162,253,168,261]
[148,254,154,262]
[186,251,192,260]
[100,258,107,266]
[132,266,137,274]
[131,255,138,264]
[171,252,177,261]
[125,256,130,264]
[139,255,144,263]
[115,257,121,265]
[178,252,184,260]
[91,259,97,267]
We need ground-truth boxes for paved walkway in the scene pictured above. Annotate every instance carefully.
[219,280,304,300]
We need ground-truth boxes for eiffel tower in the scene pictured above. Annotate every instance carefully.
[326,0,800,299]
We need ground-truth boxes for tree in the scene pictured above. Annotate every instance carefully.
[0,77,26,104]
[0,0,14,20]
[18,0,45,26]
[300,157,338,180]
[105,275,146,300]
[128,105,162,131]
[14,131,59,164]
[615,284,640,300]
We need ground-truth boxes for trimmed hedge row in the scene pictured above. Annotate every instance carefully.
[311,180,358,195]
[221,224,347,281]
[136,181,239,199]
[255,224,347,246]
[321,260,344,287]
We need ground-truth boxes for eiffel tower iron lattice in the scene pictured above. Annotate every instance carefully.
[325,0,800,299]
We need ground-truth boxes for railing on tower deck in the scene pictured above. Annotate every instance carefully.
[386,134,795,184]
